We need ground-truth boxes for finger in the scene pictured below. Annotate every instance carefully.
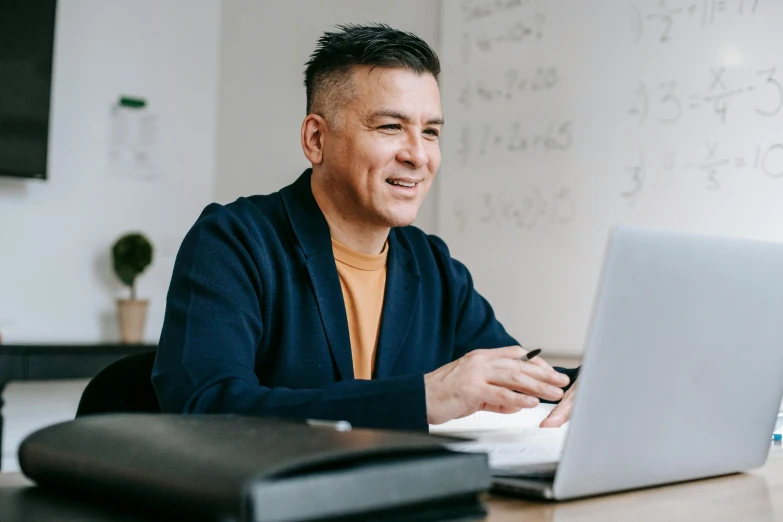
[540,403,570,427]
[540,388,576,428]
[481,385,540,410]
[490,346,555,371]
[492,357,570,388]
[525,354,555,372]
[481,346,559,377]
[486,345,528,360]
[480,403,526,415]
[489,367,565,401]
[524,360,570,387]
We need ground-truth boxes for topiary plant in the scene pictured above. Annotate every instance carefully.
[112,232,153,300]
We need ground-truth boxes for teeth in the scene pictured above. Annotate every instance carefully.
[388,180,416,188]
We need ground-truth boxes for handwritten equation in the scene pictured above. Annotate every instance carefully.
[459,0,542,24]
[632,0,761,44]
[451,188,577,233]
[623,142,783,201]
[460,14,546,64]
[457,67,559,110]
[457,120,573,165]
[628,67,783,125]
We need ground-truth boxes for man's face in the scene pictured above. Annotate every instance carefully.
[320,66,443,228]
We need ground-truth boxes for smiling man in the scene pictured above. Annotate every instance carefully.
[153,24,577,431]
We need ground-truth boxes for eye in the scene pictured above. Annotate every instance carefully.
[423,128,440,138]
[378,124,401,132]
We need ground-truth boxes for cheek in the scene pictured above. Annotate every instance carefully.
[353,137,395,173]
[428,145,442,172]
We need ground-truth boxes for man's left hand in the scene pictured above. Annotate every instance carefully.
[539,382,577,428]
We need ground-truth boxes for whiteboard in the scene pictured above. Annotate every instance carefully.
[438,0,783,355]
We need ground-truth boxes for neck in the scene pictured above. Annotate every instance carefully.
[310,173,389,255]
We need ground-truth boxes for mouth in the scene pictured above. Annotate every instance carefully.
[385,178,422,199]
[385,178,421,189]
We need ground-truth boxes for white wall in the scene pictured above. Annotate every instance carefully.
[0,0,221,343]
[214,0,441,233]
[0,0,441,344]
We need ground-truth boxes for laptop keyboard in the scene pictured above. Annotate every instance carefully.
[491,462,558,479]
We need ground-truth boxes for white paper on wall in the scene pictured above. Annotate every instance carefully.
[107,98,159,181]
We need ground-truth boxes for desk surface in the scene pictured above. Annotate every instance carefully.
[486,443,783,521]
[0,445,781,521]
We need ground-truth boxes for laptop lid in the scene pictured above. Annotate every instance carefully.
[552,226,783,500]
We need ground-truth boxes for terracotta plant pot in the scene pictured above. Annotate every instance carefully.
[117,299,149,343]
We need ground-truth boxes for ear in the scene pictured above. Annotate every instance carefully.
[301,114,327,165]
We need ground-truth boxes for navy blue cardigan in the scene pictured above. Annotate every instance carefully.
[153,170,576,431]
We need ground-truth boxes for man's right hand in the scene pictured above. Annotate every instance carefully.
[424,346,570,425]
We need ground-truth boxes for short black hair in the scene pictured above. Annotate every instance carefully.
[304,24,441,119]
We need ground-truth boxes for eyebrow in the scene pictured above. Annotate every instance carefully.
[367,109,444,126]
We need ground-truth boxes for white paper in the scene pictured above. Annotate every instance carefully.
[429,403,558,433]
[444,427,567,469]
[108,103,160,181]
[431,404,568,470]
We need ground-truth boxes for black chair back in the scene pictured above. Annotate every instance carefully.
[76,351,160,417]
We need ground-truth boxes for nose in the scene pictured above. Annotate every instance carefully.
[397,131,428,169]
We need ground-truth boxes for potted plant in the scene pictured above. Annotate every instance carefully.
[112,232,154,343]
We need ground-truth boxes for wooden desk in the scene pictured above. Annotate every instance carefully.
[486,443,783,521]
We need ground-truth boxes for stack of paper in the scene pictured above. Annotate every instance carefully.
[430,404,567,470]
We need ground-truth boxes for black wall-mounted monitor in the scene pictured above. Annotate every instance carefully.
[0,0,57,180]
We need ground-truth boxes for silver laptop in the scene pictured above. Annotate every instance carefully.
[494,226,783,500]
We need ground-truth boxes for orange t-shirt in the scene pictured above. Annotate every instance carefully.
[332,238,388,380]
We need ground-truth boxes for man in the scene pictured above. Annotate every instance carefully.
[153,24,577,431]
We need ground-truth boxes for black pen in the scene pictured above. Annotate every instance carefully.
[521,348,541,361]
